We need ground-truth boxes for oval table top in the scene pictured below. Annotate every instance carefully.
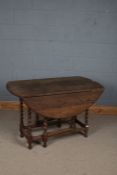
[7,76,104,98]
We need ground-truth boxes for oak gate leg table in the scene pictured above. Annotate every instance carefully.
[7,76,104,149]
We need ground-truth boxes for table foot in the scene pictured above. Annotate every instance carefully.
[84,126,89,137]
[28,140,32,149]
[43,141,47,148]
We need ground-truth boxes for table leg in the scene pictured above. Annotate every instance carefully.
[19,98,24,137]
[84,109,89,137]
[42,119,48,147]
[27,107,33,149]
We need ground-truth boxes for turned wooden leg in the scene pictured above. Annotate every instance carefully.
[27,107,32,149]
[84,109,89,137]
[19,98,24,137]
[42,119,48,148]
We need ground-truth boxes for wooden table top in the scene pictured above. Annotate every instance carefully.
[7,76,104,98]
[7,76,104,118]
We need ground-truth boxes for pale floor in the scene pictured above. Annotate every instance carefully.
[0,110,117,175]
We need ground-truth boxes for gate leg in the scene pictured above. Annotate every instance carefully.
[84,109,89,137]
[19,98,24,137]
[27,107,32,149]
[42,119,48,148]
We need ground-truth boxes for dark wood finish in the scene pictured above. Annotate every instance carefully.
[23,89,100,148]
[84,109,89,137]
[23,90,102,118]
[19,98,24,137]
[42,119,48,148]
[7,76,103,98]
[27,107,32,149]
[6,76,104,149]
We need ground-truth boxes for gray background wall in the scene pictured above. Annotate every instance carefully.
[0,0,117,105]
